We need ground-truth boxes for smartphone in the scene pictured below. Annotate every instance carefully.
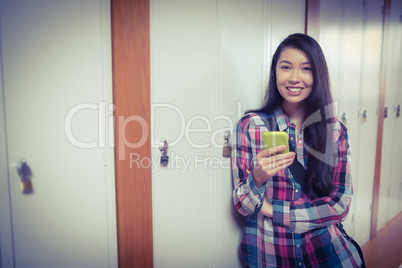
[262,132,289,154]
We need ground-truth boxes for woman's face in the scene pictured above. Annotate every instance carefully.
[276,47,313,106]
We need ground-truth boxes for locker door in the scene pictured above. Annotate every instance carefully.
[393,11,402,215]
[151,0,305,267]
[217,1,306,267]
[378,0,402,230]
[389,0,402,218]
[319,0,365,237]
[353,0,383,246]
[0,1,117,267]
[151,1,217,267]
[216,1,267,267]
[319,0,384,245]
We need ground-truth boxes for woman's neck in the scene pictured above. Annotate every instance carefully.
[282,101,305,131]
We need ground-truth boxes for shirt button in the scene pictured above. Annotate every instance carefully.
[298,140,302,144]
[295,189,299,193]
[296,244,300,248]
[298,262,302,266]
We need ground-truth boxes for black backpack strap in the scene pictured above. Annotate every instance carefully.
[261,115,310,197]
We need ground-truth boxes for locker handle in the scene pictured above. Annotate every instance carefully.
[17,159,32,181]
[159,139,169,167]
[341,113,347,126]
[362,110,368,123]
[222,130,231,158]
[17,160,33,194]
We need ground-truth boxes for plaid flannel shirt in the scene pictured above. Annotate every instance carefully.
[232,108,363,268]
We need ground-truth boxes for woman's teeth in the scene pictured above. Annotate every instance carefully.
[288,87,302,92]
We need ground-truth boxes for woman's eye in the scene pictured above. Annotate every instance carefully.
[280,66,290,70]
[303,67,312,71]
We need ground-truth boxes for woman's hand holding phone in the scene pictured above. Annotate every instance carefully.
[252,145,295,188]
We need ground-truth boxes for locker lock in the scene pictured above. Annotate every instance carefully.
[362,110,368,123]
[341,113,347,127]
[159,139,169,167]
[17,159,33,194]
[222,130,231,158]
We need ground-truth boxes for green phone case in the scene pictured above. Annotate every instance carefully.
[262,132,289,153]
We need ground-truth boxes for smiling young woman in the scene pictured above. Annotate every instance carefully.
[232,33,364,268]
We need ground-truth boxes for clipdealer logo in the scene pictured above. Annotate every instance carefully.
[64,101,242,172]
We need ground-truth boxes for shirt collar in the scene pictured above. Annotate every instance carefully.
[273,107,292,132]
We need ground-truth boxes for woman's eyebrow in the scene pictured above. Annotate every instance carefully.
[278,60,311,65]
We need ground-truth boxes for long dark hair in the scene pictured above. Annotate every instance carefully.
[249,33,336,198]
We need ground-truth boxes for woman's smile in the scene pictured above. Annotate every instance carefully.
[286,87,304,94]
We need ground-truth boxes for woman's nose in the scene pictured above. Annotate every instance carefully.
[289,70,300,83]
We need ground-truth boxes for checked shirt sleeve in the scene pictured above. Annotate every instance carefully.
[231,116,266,216]
[272,123,353,233]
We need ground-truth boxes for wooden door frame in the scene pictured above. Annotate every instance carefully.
[371,0,392,239]
[305,0,320,40]
[111,0,153,267]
